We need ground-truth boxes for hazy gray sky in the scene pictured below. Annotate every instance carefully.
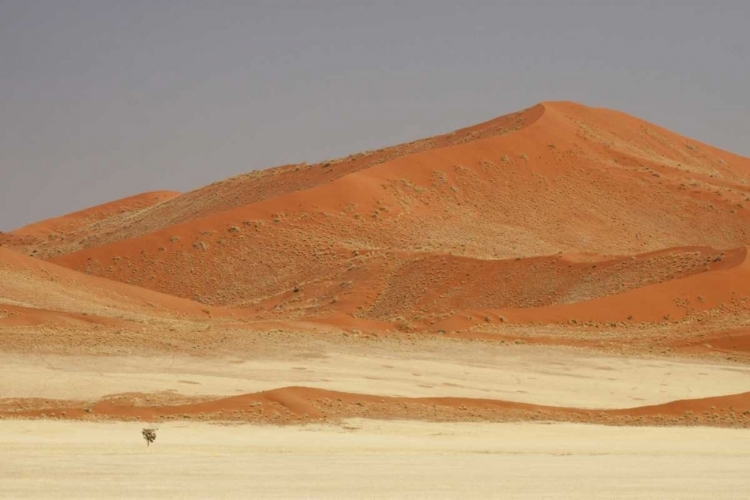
[1,1,748,230]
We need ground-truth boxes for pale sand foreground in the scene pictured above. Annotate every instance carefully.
[2,344,749,408]
[1,420,749,499]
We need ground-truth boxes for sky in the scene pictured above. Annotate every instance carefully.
[1,0,749,230]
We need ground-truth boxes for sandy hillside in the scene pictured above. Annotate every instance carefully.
[1,191,179,259]
[1,101,749,430]
[44,102,750,317]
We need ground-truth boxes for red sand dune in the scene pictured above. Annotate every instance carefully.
[3,100,750,426]
[0,246,217,323]
[451,245,750,326]
[0,191,179,258]
[38,105,544,254]
[3,386,748,428]
[674,328,750,354]
[42,102,750,330]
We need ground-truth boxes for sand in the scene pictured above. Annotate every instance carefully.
[30,102,748,319]
[1,419,749,499]
[2,344,748,409]
[2,99,750,496]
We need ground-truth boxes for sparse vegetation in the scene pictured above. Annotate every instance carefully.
[142,428,157,447]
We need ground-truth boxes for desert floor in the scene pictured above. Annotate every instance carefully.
[1,419,749,499]
[3,341,749,408]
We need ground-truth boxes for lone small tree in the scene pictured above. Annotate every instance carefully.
[142,428,157,447]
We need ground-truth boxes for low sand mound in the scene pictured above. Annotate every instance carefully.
[1,191,179,258]
[3,386,748,428]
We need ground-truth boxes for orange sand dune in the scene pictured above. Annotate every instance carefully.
[494,246,750,324]
[47,102,750,324]
[412,246,750,354]
[41,105,544,254]
[674,328,750,354]
[347,246,741,321]
[0,303,129,329]
[33,101,750,261]
[0,191,179,258]
[0,246,218,322]
[3,386,748,428]
[5,101,750,431]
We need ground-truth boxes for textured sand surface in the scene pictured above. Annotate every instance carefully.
[1,420,749,499]
[2,346,749,409]
[2,100,750,497]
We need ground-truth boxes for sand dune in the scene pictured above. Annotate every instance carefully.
[0,247,216,320]
[2,100,750,430]
[2,384,750,427]
[496,246,750,323]
[33,105,545,255]
[1,191,179,258]
[46,102,750,326]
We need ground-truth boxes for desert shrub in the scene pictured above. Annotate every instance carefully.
[142,428,157,446]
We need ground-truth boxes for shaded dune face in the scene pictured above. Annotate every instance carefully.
[0,246,220,321]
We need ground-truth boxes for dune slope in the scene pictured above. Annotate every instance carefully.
[1,191,179,258]
[47,102,750,325]
[0,247,213,317]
